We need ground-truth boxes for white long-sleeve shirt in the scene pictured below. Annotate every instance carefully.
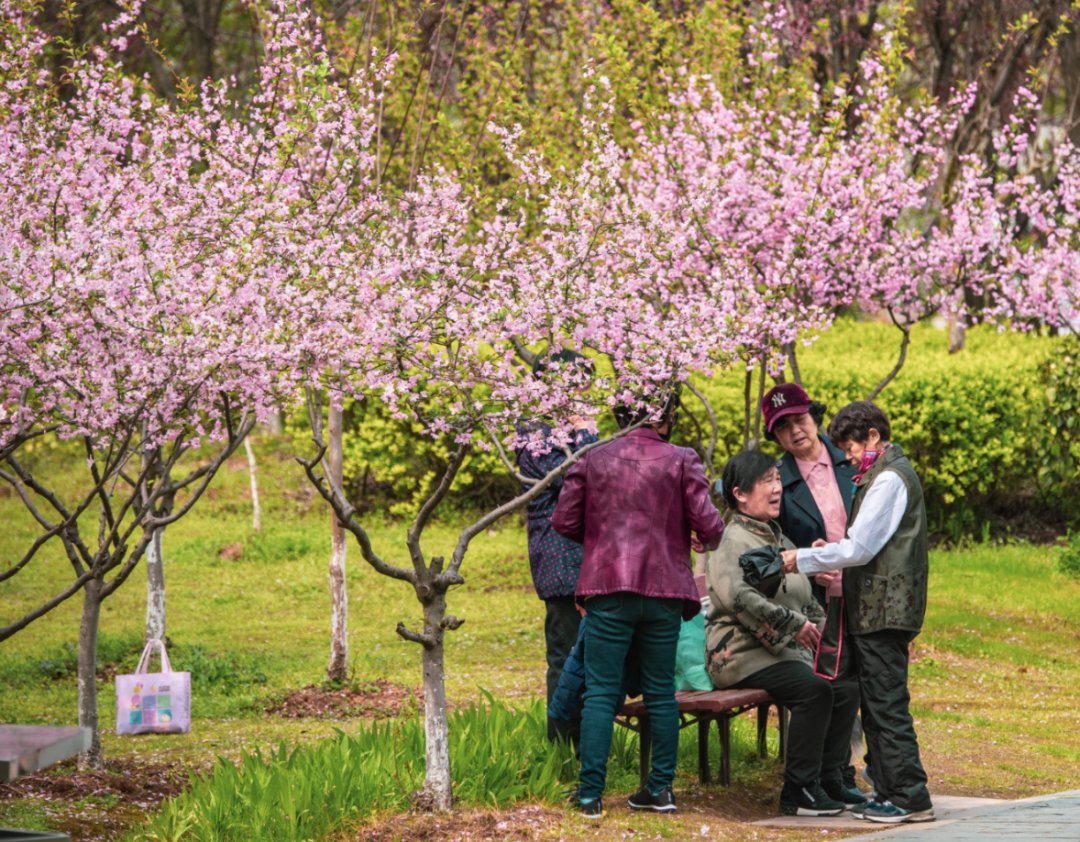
[795,471,908,574]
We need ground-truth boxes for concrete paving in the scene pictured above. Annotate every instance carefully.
[754,790,1080,840]
[753,794,1006,832]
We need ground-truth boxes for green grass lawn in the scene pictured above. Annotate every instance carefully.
[2,435,1079,840]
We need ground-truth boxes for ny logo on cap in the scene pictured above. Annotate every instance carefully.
[771,393,786,408]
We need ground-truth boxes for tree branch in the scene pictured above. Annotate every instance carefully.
[406,443,469,576]
[299,440,416,585]
[0,568,98,642]
[867,308,912,401]
[396,621,435,649]
[441,423,645,586]
[685,381,718,470]
[484,426,536,485]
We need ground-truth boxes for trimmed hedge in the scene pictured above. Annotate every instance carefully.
[327,319,1075,537]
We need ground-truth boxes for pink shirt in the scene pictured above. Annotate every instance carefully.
[794,446,848,544]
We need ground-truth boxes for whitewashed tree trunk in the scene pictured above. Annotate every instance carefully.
[948,320,966,353]
[420,592,452,811]
[143,440,167,644]
[144,527,166,643]
[327,405,348,683]
[77,578,103,770]
[266,410,285,435]
[244,436,261,532]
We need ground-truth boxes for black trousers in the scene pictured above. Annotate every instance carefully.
[544,595,582,742]
[735,659,859,787]
[849,629,932,811]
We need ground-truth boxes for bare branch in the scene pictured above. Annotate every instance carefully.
[0,467,56,530]
[396,621,435,649]
[867,308,911,401]
[83,437,118,538]
[785,341,803,387]
[685,382,718,469]
[0,568,98,642]
[406,444,469,575]
[485,426,536,485]
[510,336,541,368]
[742,363,753,451]
[299,440,416,585]
[442,422,647,585]
[149,416,256,527]
[98,531,154,600]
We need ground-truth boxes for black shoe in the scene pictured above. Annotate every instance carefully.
[576,798,603,820]
[779,781,845,817]
[842,764,858,789]
[821,768,870,807]
[627,786,677,813]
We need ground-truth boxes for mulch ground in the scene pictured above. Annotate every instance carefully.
[356,804,565,841]
[265,679,418,719]
[0,757,189,841]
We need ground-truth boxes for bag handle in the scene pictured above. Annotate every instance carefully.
[134,638,173,674]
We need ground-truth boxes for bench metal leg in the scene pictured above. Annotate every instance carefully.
[716,715,732,786]
[756,703,769,758]
[776,703,788,760]
[638,714,651,791]
[698,717,711,785]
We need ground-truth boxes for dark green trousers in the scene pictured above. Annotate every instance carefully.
[578,593,682,801]
[850,629,932,812]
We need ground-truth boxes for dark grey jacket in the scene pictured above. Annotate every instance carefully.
[843,445,929,635]
[777,435,856,605]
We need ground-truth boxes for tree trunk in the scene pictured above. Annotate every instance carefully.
[244,436,261,533]
[78,577,103,770]
[143,440,167,644]
[742,363,753,450]
[327,405,348,683]
[266,410,284,435]
[144,527,166,643]
[948,320,966,353]
[419,591,452,811]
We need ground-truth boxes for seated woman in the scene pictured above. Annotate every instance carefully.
[704,450,865,817]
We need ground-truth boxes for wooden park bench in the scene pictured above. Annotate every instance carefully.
[613,575,788,787]
[616,688,787,787]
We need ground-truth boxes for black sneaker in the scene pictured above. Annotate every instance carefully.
[627,786,677,813]
[779,781,845,817]
[576,798,603,820]
[821,769,870,807]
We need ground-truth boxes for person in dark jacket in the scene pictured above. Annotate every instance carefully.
[782,401,934,825]
[516,350,598,745]
[762,383,856,606]
[552,392,724,820]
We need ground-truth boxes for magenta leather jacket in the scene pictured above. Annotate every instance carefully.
[551,428,725,620]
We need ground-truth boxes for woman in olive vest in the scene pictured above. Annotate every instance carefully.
[782,401,934,825]
[705,450,862,817]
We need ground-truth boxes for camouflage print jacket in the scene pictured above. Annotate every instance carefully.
[704,513,824,689]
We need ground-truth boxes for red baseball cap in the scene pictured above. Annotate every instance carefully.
[762,383,812,433]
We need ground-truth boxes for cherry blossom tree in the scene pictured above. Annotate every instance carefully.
[0,0,343,764]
